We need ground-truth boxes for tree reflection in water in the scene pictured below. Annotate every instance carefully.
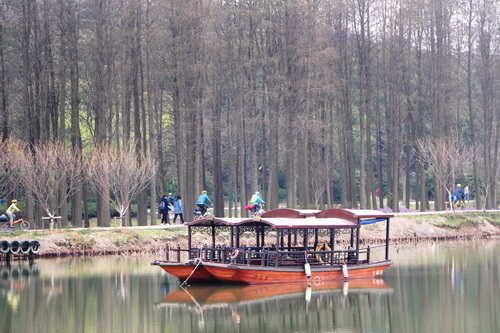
[0,241,498,333]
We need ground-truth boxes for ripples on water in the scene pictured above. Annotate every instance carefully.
[0,240,498,333]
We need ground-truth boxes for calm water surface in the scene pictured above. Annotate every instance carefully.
[0,240,498,333]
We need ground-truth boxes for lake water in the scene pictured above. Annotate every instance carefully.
[0,240,498,333]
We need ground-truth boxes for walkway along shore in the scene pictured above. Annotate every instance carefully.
[1,210,499,258]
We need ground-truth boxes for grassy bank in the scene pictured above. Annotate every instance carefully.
[0,211,498,257]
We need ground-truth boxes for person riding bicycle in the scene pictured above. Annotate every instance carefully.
[6,199,21,227]
[196,190,212,216]
[249,191,265,214]
[451,184,465,207]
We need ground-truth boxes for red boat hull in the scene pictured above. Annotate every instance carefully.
[202,261,392,284]
[153,261,219,283]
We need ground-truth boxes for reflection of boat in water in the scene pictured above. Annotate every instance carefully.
[152,208,394,284]
[159,278,392,309]
[157,278,393,331]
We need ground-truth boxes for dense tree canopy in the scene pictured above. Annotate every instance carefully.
[0,0,498,227]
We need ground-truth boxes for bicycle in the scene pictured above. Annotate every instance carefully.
[0,213,30,231]
[193,206,213,221]
[249,204,265,218]
[453,198,466,210]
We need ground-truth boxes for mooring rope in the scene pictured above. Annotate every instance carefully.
[179,259,202,288]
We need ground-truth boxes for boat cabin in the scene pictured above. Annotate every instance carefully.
[165,208,393,269]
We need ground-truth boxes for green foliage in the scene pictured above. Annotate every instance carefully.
[162,179,179,196]
[114,238,127,247]
[278,188,287,203]
[2,229,24,236]
[83,201,138,219]
[425,170,435,200]
[278,167,287,189]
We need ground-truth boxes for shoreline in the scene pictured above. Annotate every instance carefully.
[0,211,498,258]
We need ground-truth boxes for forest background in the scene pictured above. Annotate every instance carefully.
[0,0,498,229]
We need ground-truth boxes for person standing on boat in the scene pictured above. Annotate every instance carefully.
[250,191,265,212]
[196,190,212,216]
[159,195,171,225]
[173,195,184,224]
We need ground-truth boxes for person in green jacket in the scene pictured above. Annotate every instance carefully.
[250,192,265,213]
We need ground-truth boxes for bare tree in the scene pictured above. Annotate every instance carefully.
[2,0,498,217]
[417,137,472,211]
[477,1,499,210]
[87,143,156,226]
[10,139,83,229]
[476,145,500,211]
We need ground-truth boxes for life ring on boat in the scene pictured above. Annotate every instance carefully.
[315,243,331,263]
[230,249,239,262]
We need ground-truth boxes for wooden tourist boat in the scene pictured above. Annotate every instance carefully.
[151,208,394,284]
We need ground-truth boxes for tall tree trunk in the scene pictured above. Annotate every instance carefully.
[144,1,157,225]
[0,7,8,141]
[212,88,224,217]
[67,0,83,227]
[94,0,110,227]
[478,4,497,209]
[268,98,280,210]
[130,7,147,226]
[465,0,480,210]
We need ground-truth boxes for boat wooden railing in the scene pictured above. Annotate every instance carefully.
[165,243,382,267]
[165,244,192,263]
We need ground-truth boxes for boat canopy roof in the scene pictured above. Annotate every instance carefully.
[186,208,393,229]
[261,208,319,218]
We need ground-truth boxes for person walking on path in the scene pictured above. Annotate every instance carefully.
[464,186,470,202]
[159,195,171,225]
[167,193,175,208]
[173,195,184,224]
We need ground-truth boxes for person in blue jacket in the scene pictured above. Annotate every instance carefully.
[173,195,184,224]
[167,193,175,208]
[196,190,212,215]
[451,184,464,203]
